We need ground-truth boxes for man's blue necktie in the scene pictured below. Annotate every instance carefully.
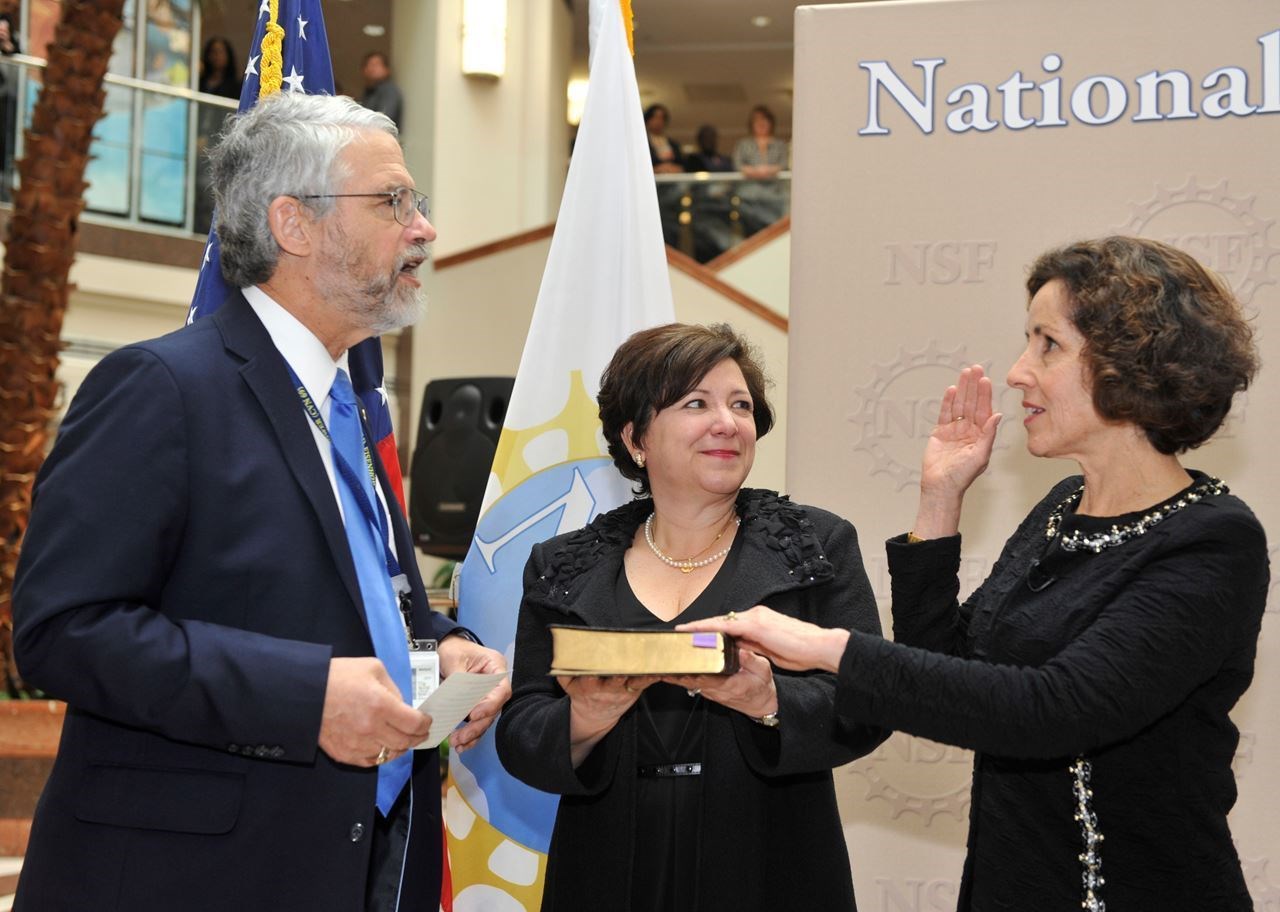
[329,368,412,815]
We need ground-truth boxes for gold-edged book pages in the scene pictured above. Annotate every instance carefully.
[548,626,740,676]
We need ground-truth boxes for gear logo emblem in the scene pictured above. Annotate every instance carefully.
[846,733,972,825]
[1116,178,1279,305]
[848,341,1005,491]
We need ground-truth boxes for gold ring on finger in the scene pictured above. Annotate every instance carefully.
[375,745,390,765]
[726,611,738,622]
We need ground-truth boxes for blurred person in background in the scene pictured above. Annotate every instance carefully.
[360,51,402,129]
[644,103,684,173]
[684,124,731,173]
[194,36,242,233]
[732,105,789,235]
[0,0,20,202]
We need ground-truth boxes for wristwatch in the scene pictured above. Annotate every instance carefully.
[751,711,780,728]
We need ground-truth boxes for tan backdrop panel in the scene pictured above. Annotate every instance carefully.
[789,1,1280,907]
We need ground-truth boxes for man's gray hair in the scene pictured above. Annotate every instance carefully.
[209,92,398,287]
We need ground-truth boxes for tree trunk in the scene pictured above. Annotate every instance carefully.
[0,0,126,695]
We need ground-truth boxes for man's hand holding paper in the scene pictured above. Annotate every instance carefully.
[431,637,512,753]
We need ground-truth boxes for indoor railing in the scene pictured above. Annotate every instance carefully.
[0,52,237,236]
[0,51,790,262]
[654,170,791,263]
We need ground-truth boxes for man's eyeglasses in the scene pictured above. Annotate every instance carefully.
[296,187,430,227]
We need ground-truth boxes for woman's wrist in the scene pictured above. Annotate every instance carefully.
[567,708,615,768]
[568,703,615,743]
[753,679,779,719]
[912,490,963,540]
[822,628,851,673]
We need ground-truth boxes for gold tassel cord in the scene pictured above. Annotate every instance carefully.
[259,0,286,98]
[620,0,635,56]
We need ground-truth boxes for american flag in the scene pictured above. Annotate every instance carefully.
[186,0,406,506]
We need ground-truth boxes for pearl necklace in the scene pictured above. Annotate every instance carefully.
[644,513,740,574]
[1045,475,1226,554]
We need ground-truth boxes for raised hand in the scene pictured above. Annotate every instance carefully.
[914,364,1002,538]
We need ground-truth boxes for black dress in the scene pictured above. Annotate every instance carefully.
[833,472,1269,910]
[497,490,886,912]
[616,536,743,912]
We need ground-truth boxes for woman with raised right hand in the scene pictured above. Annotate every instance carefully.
[683,236,1269,911]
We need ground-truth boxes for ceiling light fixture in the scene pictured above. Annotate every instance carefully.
[751,15,772,28]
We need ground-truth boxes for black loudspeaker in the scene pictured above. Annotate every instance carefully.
[409,377,514,558]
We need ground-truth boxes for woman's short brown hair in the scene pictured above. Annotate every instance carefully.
[1027,236,1258,454]
[747,104,776,134]
[598,323,774,494]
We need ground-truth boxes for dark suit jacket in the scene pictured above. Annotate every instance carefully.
[12,292,455,911]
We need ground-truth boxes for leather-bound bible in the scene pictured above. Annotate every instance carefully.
[548,626,740,676]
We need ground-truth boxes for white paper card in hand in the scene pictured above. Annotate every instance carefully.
[413,671,508,749]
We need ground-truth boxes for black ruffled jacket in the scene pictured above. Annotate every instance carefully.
[495,489,887,912]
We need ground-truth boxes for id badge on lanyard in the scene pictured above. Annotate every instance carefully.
[392,573,439,703]
[408,639,439,705]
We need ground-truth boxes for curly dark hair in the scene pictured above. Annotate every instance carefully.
[1026,236,1258,454]
[598,323,774,495]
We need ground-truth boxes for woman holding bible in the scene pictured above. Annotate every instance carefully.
[496,323,886,911]
[683,237,1269,910]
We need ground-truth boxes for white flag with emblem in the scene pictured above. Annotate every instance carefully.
[443,0,675,907]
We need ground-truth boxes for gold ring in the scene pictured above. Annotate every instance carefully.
[375,745,390,765]
[954,415,964,421]
[726,611,738,622]
[624,683,637,693]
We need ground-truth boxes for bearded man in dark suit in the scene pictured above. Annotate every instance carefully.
[12,92,508,912]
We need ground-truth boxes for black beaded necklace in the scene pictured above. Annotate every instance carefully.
[1044,476,1227,554]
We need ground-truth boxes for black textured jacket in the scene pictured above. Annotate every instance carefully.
[836,472,1269,911]
[496,489,888,912]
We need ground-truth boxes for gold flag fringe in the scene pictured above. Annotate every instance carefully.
[259,0,285,97]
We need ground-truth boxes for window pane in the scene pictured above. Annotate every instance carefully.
[145,0,192,87]
[139,93,188,225]
[110,0,137,78]
[83,84,133,216]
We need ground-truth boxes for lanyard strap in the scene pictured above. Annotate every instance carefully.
[286,365,402,577]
